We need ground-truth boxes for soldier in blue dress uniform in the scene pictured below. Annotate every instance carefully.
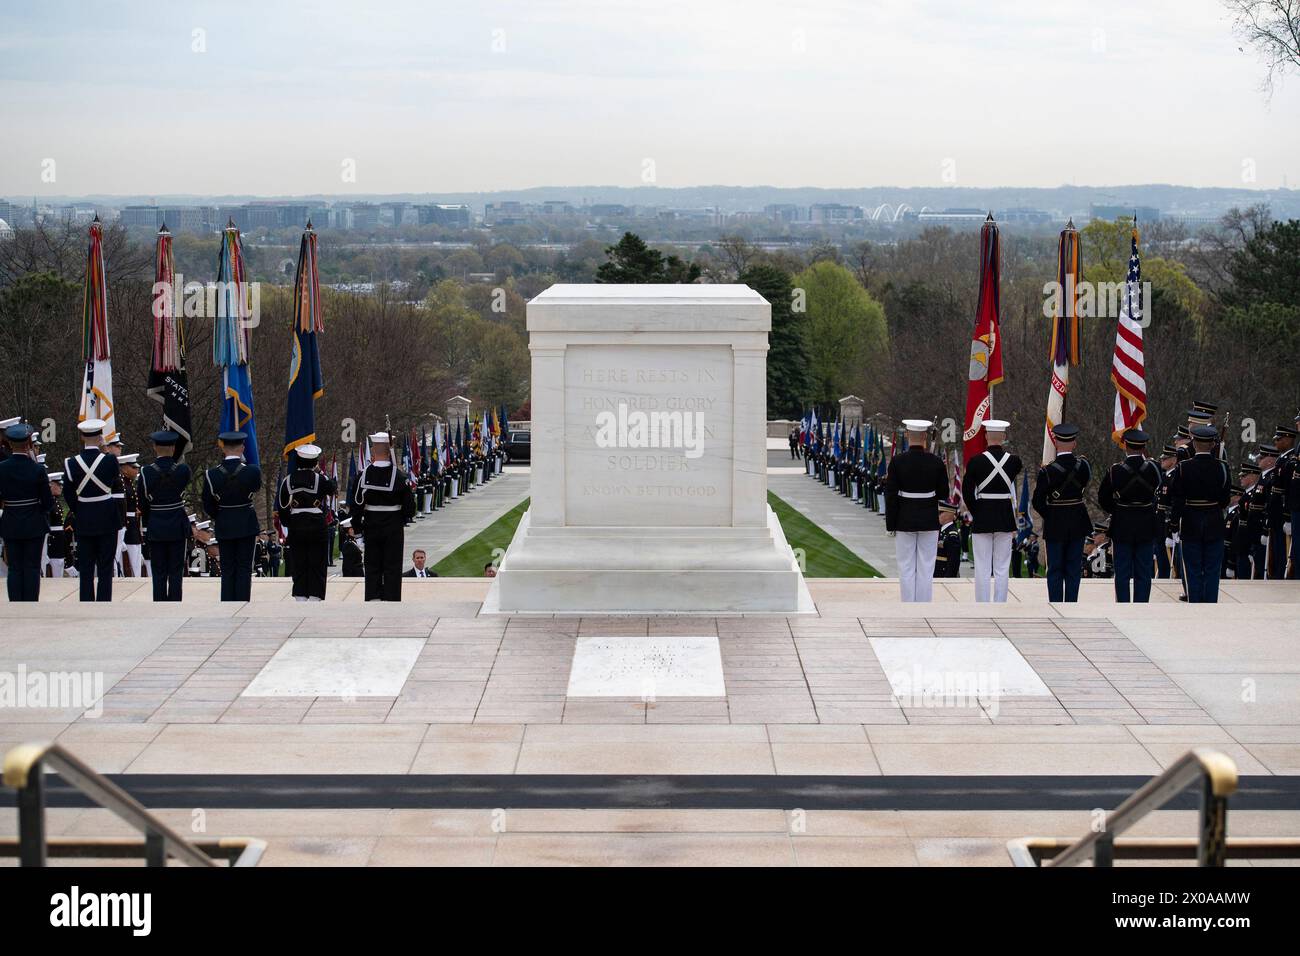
[1097,428,1162,603]
[1031,422,1092,602]
[138,430,192,601]
[201,431,262,601]
[63,419,124,601]
[1168,424,1231,603]
[0,422,55,601]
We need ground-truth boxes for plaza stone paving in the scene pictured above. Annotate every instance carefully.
[3,580,1300,866]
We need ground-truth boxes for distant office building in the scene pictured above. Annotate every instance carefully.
[764,203,806,223]
[350,202,380,229]
[1090,204,1160,223]
[916,207,988,226]
[998,207,1053,224]
[809,203,863,224]
[120,205,163,229]
[418,203,471,227]
[158,206,209,234]
[541,200,574,216]
[587,204,630,218]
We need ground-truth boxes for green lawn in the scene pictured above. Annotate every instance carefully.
[430,492,881,579]
[768,491,882,578]
[431,498,529,578]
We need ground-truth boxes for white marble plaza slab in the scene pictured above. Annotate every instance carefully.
[567,634,726,698]
[869,637,1052,701]
[242,638,425,698]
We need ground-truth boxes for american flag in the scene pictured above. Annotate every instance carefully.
[1110,225,1147,444]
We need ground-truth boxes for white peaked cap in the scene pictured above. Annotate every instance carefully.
[982,419,1010,431]
[78,419,106,435]
[340,518,353,528]
[296,444,322,460]
[48,472,64,482]
[902,419,933,431]
[105,434,124,444]
[368,432,391,444]
[0,417,20,428]
[118,453,140,464]
[36,454,46,463]
[196,520,211,530]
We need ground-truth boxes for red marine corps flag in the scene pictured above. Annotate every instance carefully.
[963,213,1004,461]
[1110,219,1147,445]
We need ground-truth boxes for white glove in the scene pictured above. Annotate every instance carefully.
[1262,535,1269,546]
[1172,532,1180,546]
[1286,522,1293,536]
[1164,537,1174,549]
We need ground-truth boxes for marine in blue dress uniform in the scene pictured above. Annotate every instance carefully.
[63,419,124,601]
[0,423,55,601]
[1031,423,1092,602]
[201,431,262,601]
[138,430,192,601]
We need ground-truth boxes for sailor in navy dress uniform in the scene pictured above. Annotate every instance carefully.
[1032,422,1092,602]
[347,432,416,601]
[63,418,124,601]
[1098,428,1163,603]
[1168,424,1231,603]
[275,443,335,601]
[201,431,262,601]
[884,419,949,602]
[934,499,962,578]
[0,423,55,601]
[339,517,364,577]
[44,472,67,578]
[137,430,191,601]
[961,419,1021,602]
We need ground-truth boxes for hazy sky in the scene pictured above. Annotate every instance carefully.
[2,0,1297,196]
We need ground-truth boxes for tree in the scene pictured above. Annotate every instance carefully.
[739,265,812,418]
[792,261,888,409]
[1224,0,1300,95]
[595,232,700,283]
[1220,218,1300,309]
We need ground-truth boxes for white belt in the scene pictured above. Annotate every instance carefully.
[151,502,184,511]
[978,493,1013,500]
[78,493,113,503]
[290,507,323,515]
[126,511,137,517]
[366,504,401,512]
[49,525,63,532]
[5,498,38,506]
[898,490,935,499]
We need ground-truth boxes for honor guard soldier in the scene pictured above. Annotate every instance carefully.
[1098,428,1162,602]
[276,443,336,601]
[117,453,144,577]
[0,423,54,601]
[45,472,67,578]
[935,499,962,578]
[138,430,191,601]
[1185,402,1226,461]
[1032,423,1092,602]
[1225,485,1246,578]
[64,419,124,601]
[339,517,364,577]
[1155,444,1179,578]
[962,419,1021,602]
[347,432,416,601]
[1256,443,1285,579]
[201,431,262,601]
[1168,424,1231,603]
[1174,425,1193,461]
[1271,422,1298,578]
[884,419,949,602]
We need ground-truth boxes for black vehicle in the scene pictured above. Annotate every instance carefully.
[504,430,531,463]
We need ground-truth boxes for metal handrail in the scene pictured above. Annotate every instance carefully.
[1046,748,1238,867]
[3,741,218,867]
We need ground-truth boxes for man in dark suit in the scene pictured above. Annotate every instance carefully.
[934,499,962,578]
[63,419,124,601]
[0,422,55,601]
[1098,428,1162,602]
[137,429,191,601]
[884,419,950,602]
[201,431,262,601]
[961,419,1021,602]
[1169,424,1231,603]
[1032,423,1092,602]
[402,548,438,578]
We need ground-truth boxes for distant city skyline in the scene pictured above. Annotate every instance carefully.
[3,0,1298,196]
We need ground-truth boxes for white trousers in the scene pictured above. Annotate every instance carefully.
[972,531,1013,602]
[895,530,939,602]
[122,543,144,578]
